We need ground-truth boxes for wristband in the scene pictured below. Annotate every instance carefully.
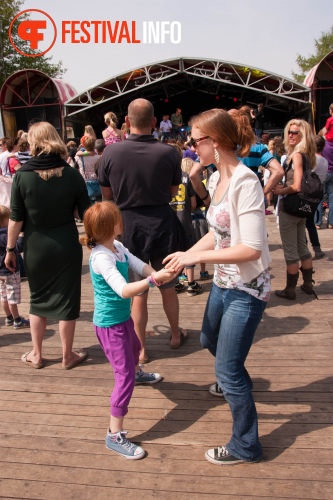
[200,191,209,201]
[6,247,15,252]
[146,276,156,288]
[150,273,160,287]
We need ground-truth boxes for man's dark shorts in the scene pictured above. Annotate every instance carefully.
[121,205,187,289]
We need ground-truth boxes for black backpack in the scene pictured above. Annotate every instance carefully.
[282,154,323,218]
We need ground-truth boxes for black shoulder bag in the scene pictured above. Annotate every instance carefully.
[282,154,323,218]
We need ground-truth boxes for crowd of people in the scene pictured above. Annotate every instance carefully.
[0,98,331,464]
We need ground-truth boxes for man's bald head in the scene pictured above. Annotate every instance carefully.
[127,98,155,131]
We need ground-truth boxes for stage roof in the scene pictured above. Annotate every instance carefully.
[0,69,77,110]
[64,57,312,128]
[303,50,333,88]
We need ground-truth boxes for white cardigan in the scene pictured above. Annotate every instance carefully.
[207,163,271,283]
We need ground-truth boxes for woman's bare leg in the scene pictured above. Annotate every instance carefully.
[59,319,83,367]
[25,314,46,364]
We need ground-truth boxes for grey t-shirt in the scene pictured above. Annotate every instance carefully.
[314,154,328,183]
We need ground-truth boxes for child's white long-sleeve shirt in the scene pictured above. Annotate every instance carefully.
[90,240,146,298]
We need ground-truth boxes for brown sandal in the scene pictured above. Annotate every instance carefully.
[170,328,188,349]
[21,351,44,369]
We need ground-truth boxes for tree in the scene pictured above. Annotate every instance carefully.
[293,26,333,83]
[0,0,66,89]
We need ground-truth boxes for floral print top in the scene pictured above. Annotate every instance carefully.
[207,190,270,302]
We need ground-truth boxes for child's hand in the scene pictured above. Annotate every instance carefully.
[163,251,197,274]
[153,267,176,285]
[4,252,17,273]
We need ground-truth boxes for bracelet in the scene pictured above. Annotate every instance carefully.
[151,273,161,287]
[200,191,209,201]
[146,276,156,288]
[6,247,15,252]
[146,273,161,287]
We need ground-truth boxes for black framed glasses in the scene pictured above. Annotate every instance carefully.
[189,135,211,148]
[288,130,299,136]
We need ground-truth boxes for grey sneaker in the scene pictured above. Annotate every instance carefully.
[13,317,30,329]
[105,430,145,460]
[205,445,259,465]
[135,368,162,385]
[209,382,224,397]
[187,282,203,297]
[5,317,14,326]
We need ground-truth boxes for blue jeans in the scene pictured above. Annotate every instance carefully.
[255,128,262,139]
[160,132,171,143]
[200,284,266,461]
[326,173,333,226]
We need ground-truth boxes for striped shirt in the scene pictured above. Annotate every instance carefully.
[241,143,274,174]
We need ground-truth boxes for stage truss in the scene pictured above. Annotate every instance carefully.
[64,57,311,119]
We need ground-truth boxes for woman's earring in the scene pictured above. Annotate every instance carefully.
[214,148,220,166]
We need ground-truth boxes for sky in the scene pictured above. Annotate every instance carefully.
[16,0,333,95]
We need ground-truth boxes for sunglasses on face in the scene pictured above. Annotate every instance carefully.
[288,130,300,136]
[189,135,211,148]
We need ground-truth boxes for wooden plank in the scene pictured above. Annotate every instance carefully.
[0,215,332,499]
[0,462,332,499]
[1,447,333,484]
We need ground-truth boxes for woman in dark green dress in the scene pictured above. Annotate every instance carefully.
[5,122,90,369]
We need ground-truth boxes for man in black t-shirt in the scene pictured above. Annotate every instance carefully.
[98,98,188,362]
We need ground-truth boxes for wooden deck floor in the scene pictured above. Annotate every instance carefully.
[0,214,332,500]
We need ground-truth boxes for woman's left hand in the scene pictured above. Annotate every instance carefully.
[152,267,177,285]
[272,184,285,195]
[163,251,198,274]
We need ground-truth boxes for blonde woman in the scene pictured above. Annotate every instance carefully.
[5,122,90,369]
[80,125,96,148]
[273,119,316,299]
[102,112,125,145]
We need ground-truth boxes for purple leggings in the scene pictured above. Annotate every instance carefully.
[94,318,141,418]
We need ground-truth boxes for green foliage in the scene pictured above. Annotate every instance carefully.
[293,26,333,83]
[0,0,66,89]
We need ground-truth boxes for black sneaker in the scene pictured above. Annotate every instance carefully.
[13,317,30,329]
[175,282,186,293]
[205,445,259,465]
[187,282,203,297]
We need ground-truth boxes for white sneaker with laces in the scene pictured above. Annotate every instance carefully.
[205,445,244,465]
[205,445,260,465]
[209,382,224,397]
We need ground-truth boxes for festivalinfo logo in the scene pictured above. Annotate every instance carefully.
[9,9,182,57]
